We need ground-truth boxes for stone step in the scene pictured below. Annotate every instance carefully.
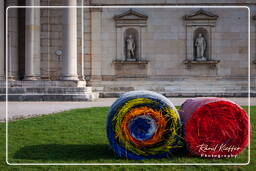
[0,94,99,101]
[93,85,251,92]
[92,80,253,97]
[95,82,246,86]
[100,91,252,98]
[0,87,99,101]
[90,78,253,95]
[0,87,93,94]
[91,79,251,85]
[0,80,87,88]
[100,85,248,90]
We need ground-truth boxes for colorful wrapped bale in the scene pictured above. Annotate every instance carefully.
[107,91,182,159]
[179,97,250,158]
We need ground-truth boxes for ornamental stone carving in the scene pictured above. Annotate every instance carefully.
[126,34,136,60]
[195,33,207,61]
[184,9,220,68]
[113,9,148,62]
[113,9,149,78]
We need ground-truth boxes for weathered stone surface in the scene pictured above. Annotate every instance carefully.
[91,78,254,97]
[1,1,255,99]
[0,87,98,101]
[38,5,255,82]
[113,60,149,78]
[0,94,98,101]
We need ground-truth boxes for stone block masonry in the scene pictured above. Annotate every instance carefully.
[0,0,255,100]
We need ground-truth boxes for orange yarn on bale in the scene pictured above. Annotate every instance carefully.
[121,106,167,147]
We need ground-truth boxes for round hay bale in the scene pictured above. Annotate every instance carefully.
[107,90,182,159]
[179,97,250,158]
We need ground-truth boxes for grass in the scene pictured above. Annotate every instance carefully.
[0,106,255,170]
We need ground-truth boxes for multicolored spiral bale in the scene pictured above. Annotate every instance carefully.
[107,90,182,159]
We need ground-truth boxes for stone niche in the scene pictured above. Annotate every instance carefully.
[113,9,149,78]
[184,9,220,69]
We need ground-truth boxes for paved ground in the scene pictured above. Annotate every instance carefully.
[0,97,255,121]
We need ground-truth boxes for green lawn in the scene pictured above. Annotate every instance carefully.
[0,106,255,170]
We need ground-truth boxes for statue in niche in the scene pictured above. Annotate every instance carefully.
[194,33,207,61]
[126,34,136,60]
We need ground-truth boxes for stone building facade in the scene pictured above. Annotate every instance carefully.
[0,0,256,100]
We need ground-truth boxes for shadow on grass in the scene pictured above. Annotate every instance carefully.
[13,144,117,161]
[13,143,189,162]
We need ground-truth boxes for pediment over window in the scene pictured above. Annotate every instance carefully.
[113,9,148,27]
[114,9,148,20]
[184,9,218,21]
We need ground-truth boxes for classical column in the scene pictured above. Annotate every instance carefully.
[76,0,85,81]
[24,0,40,80]
[0,0,5,80]
[61,0,78,81]
[7,0,19,81]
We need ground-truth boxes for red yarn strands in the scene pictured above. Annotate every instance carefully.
[179,97,250,158]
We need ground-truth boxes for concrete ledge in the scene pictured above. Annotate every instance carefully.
[0,80,87,88]
[0,87,92,94]
[99,92,254,98]
[0,94,99,101]
[184,59,220,69]
[0,87,99,101]
[113,60,149,78]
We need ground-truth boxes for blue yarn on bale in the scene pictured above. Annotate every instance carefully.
[128,115,157,141]
[106,90,182,159]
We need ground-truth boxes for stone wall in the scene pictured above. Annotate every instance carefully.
[2,0,256,97]
[95,7,250,80]
[91,0,256,5]
[12,0,253,81]
[35,0,255,82]
[250,5,256,80]
[40,0,91,80]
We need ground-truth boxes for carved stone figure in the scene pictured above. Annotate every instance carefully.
[195,33,206,61]
[126,34,136,60]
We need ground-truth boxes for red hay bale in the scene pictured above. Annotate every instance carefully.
[179,97,250,158]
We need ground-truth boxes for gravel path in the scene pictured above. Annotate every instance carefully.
[0,98,254,121]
